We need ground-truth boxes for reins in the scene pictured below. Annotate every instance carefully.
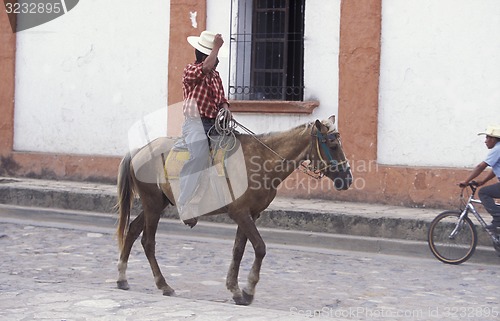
[212,109,288,162]
[213,110,347,179]
[235,120,289,162]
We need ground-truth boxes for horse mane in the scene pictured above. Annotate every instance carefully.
[250,117,337,140]
[252,122,311,139]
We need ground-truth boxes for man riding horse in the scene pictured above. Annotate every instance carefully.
[178,31,229,226]
[115,31,353,306]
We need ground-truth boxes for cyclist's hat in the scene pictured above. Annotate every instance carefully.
[478,125,500,138]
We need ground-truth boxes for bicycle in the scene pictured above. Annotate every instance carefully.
[428,181,500,264]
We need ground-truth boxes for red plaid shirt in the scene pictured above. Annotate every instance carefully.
[182,62,228,119]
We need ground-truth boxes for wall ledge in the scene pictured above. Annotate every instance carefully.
[229,100,319,114]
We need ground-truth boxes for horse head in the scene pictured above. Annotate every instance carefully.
[312,116,353,190]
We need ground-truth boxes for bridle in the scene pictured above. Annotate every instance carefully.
[298,126,350,179]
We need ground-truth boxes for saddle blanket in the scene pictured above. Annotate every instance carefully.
[164,148,228,179]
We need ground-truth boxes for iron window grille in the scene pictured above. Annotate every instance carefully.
[229,0,305,101]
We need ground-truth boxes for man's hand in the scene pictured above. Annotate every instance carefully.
[459,180,480,188]
[202,34,224,73]
[458,161,489,188]
[213,34,224,50]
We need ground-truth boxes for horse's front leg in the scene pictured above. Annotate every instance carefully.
[141,208,176,296]
[226,226,247,304]
[230,212,266,305]
[117,211,145,290]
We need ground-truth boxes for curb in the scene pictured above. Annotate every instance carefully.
[0,177,431,241]
[1,203,498,266]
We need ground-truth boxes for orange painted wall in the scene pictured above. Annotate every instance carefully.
[0,1,205,183]
[166,0,206,137]
[0,9,15,155]
[0,10,119,182]
[0,1,488,207]
[334,0,475,208]
[277,0,479,208]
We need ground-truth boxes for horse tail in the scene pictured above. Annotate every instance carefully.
[116,152,135,251]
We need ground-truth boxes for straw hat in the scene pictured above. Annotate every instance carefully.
[187,31,216,56]
[478,125,500,138]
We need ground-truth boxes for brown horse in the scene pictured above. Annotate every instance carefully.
[116,115,352,305]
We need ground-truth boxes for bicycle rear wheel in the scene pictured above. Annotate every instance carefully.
[428,210,477,264]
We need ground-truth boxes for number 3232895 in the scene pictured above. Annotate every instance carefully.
[5,2,63,14]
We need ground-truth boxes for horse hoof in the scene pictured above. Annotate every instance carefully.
[233,295,248,306]
[162,288,176,296]
[242,289,254,305]
[233,290,254,306]
[117,280,130,290]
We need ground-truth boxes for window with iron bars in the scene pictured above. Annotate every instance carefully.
[229,0,305,101]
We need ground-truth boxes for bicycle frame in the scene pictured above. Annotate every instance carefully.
[428,182,500,264]
[457,186,500,244]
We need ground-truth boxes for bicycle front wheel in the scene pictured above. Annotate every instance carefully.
[428,210,477,264]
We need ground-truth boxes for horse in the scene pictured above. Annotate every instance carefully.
[115,115,353,305]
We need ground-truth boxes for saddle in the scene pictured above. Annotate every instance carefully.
[164,144,228,180]
[164,136,239,181]
[163,134,247,221]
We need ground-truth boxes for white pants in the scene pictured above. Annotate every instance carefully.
[177,118,211,207]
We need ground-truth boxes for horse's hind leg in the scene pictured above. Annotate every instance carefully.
[117,211,145,290]
[141,200,175,296]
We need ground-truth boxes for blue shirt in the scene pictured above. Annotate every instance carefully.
[485,141,500,179]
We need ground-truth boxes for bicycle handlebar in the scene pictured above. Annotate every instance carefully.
[460,181,479,195]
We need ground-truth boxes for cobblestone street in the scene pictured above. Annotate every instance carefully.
[1,212,499,320]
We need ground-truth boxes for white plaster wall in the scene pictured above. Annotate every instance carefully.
[208,0,341,134]
[378,0,500,168]
[14,0,170,156]
[206,0,231,104]
[303,0,341,121]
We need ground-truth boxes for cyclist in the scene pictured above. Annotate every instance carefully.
[459,125,500,231]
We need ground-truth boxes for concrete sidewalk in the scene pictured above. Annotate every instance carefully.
[0,176,437,239]
[0,176,497,262]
